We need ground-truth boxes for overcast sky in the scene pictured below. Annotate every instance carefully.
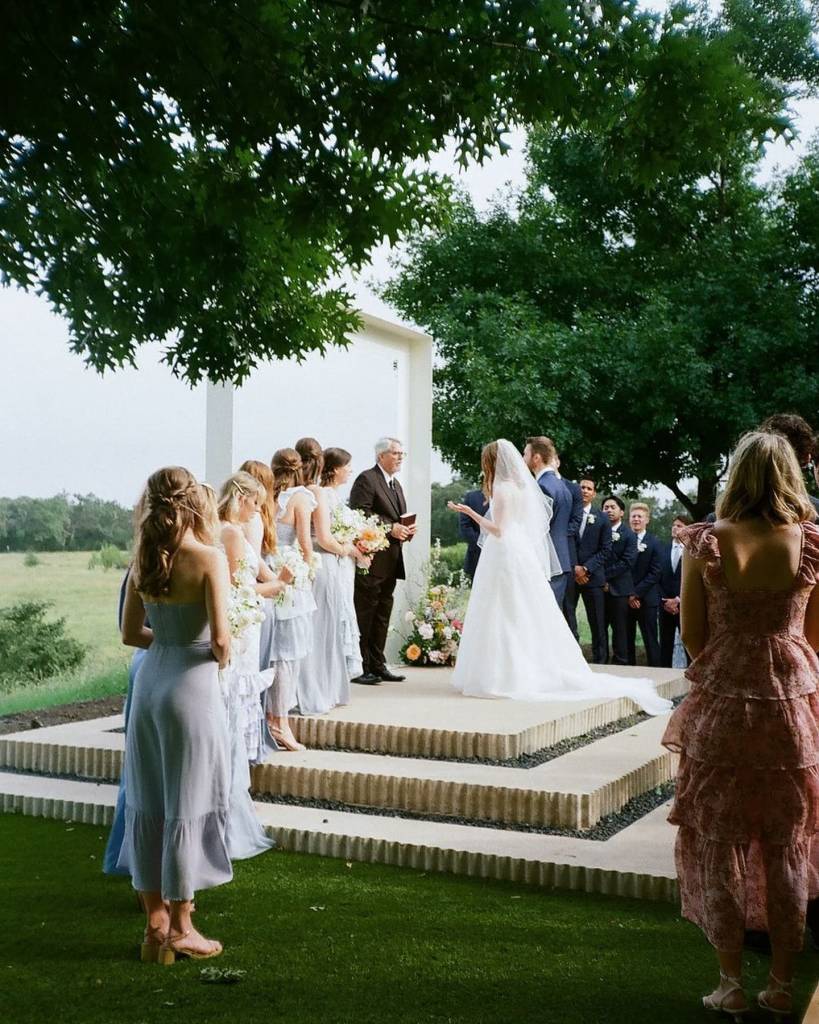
[2,6,818,504]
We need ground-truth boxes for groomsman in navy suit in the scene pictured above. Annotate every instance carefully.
[523,436,575,607]
[659,514,691,667]
[627,502,662,667]
[568,478,612,663]
[602,495,638,665]
[560,467,585,636]
[458,487,489,581]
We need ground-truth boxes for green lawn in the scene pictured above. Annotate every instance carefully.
[2,815,816,1024]
[0,552,129,715]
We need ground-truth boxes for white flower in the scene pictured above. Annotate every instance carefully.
[442,626,453,640]
[404,610,415,623]
[428,649,445,664]
[418,622,434,640]
[268,545,312,604]
[638,542,647,552]
[227,556,265,639]
[612,532,620,542]
[587,514,595,524]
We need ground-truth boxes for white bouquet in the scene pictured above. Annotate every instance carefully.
[227,556,265,639]
[330,504,367,545]
[268,544,312,604]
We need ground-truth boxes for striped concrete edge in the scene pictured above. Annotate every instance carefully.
[291,674,688,759]
[251,750,673,830]
[0,774,679,903]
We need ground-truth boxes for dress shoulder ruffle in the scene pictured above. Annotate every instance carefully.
[799,521,819,585]
[277,486,318,517]
[679,522,719,562]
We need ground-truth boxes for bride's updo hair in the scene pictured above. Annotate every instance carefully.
[481,442,498,500]
[271,448,303,500]
[717,431,814,525]
[133,466,198,598]
[240,460,277,555]
[218,470,265,524]
[295,437,323,486]
[321,447,352,486]
[191,483,219,545]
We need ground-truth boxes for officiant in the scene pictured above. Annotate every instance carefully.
[349,437,416,685]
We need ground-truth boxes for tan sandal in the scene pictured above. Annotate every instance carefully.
[158,929,222,965]
[140,924,167,964]
[266,719,305,752]
[758,973,793,1018]
[703,971,748,1021]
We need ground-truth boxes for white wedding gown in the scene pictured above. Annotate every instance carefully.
[451,442,671,715]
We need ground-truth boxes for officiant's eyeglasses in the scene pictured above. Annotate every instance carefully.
[389,449,406,458]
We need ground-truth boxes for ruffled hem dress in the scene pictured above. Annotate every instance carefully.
[662,521,819,951]
[116,601,232,901]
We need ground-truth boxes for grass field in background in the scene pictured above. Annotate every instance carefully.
[0,551,129,715]
[3,815,816,1024]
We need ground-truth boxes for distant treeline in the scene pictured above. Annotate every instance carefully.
[0,494,133,552]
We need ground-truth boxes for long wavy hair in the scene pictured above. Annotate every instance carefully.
[133,467,198,598]
[481,442,498,500]
[295,437,324,486]
[271,448,303,501]
[239,459,277,554]
[191,483,219,545]
[717,431,814,525]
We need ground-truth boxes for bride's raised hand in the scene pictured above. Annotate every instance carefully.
[447,501,471,516]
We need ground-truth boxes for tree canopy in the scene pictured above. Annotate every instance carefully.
[2,0,809,382]
[385,2,819,519]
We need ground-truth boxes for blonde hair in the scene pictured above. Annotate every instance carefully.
[717,431,814,525]
[239,460,277,555]
[217,471,266,523]
[191,483,219,544]
[629,502,651,517]
[133,467,198,598]
[481,442,498,500]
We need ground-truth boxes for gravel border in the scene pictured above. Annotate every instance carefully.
[252,781,677,841]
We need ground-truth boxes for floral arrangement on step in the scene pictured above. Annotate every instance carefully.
[400,584,464,666]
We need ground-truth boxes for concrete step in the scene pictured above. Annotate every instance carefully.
[253,715,675,829]
[0,771,678,902]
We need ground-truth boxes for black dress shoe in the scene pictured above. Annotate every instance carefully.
[352,673,381,685]
[376,669,406,682]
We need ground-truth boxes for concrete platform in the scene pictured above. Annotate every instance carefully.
[291,665,686,758]
[0,666,686,901]
[0,771,678,901]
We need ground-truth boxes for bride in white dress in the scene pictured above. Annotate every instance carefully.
[448,439,671,714]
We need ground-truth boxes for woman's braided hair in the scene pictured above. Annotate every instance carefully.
[133,467,198,598]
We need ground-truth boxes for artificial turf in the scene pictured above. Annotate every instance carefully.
[2,814,817,1023]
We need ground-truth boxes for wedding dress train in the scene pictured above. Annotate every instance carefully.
[451,440,672,715]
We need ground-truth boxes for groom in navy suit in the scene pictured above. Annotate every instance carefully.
[568,478,612,663]
[523,436,575,607]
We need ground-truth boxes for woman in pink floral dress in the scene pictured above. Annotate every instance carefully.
[663,431,819,1019]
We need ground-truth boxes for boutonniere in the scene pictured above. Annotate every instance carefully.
[611,531,620,542]
[638,542,647,552]
[587,514,595,524]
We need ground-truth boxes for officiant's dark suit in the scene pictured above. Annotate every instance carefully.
[350,461,408,681]
[604,522,637,665]
[458,488,488,580]
[569,507,612,663]
[627,533,663,667]
[535,469,573,607]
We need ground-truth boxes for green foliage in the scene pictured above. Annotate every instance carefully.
[0,601,87,691]
[0,494,133,552]
[430,479,477,546]
[431,543,469,587]
[2,1,806,382]
[23,551,40,567]
[87,544,130,571]
[386,4,819,520]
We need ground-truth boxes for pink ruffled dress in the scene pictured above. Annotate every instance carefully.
[662,521,819,951]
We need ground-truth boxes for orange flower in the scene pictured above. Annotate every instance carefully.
[405,644,422,662]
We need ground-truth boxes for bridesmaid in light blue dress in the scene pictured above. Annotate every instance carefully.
[264,448,317,751]
[296,440,366,713]
[238,460,279,676]
[118,467,232,963]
